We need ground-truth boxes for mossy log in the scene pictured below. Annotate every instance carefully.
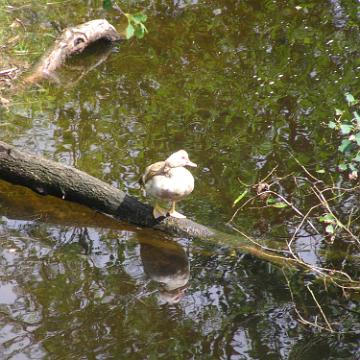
[0,140,296,267]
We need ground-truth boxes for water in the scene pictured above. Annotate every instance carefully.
[1,0,360,358]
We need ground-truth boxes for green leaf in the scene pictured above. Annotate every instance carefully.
[140,22,148,33]
[354,111,360,126]
[345,92,357,106]
[315,169,325,174]
[126,23,135,39]
[319,213,335,224]
[272,202,287,209]
[134,24,148,39]
[132,13,147,23]
[102,0,112,10]
[338,163,348,171]
[328,121,337,129]
[335,108,343,116]
[266,197,276,205]
[354,133,360,146]
[338,139,352,153]
[353,154,360,162]
[340,124,353,135]
[349,163,357,172]
[134,26,145,39]
[233,190,248,206]
[325,224,335,234]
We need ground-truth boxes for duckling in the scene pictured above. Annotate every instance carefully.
[140,150,197,219]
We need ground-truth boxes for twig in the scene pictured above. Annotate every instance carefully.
[263,189,319,235]
[237,177,250,187]
[287,203,321,253]
[228,161,360,292]
[228,194,258,223]
[0,67,18,76]
[259,165,278,184]
[112,1,126,16]
[306,284,334,332]
[229,224,360,290]
[321,185,360,193]
[267,173,295,188]
[311,185,360,245]
[290,154,324,184]
[227,224,291,255]
[283,271,332,332]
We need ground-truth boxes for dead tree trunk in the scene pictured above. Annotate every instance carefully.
[0,140,214,238]
[0,140,295,267]
[24,19,122,84]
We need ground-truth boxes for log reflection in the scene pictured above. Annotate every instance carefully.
[0,179,190,305]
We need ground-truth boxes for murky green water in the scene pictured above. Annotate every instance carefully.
[1,0,360,358]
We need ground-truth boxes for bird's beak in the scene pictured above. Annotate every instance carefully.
[186,160,197,167]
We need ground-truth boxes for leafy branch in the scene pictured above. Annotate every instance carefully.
[103,0,148,40]
[328,93,360,180]
[123,13,148,40]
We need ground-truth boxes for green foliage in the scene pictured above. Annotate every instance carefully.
[319,213,336,223]
[345,92,358,106]
[124,12,148,40]
[319,213,338,236]
[271,202,287,209]
[233,189,248,206]
[328,93,360,179]
[102,0,112,10]
[266,197,287,208]
[102,0,148,40]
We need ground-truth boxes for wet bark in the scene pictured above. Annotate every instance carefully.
[0,141,214,238]
[24,19,122,84]
[0,140,296,267]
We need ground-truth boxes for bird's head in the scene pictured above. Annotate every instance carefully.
[165,150,197,169]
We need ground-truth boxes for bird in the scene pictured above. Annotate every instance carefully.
[140,150,197,219]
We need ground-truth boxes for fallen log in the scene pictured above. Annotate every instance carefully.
[0,140,214,238]
[0,140,295,267]
[24,19,122,84]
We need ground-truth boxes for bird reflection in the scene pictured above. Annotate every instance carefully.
[139,234,190,304]
[0,179,191,304]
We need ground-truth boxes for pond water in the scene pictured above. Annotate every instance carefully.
[1,0,360,358]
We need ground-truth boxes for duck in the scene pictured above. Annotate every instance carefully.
[140,150,197,219]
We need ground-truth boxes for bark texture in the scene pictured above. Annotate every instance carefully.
[0,141,215,239]
[24,19,122,84]
[0,141,298,267]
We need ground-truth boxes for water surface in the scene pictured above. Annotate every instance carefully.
[1,0,360,358]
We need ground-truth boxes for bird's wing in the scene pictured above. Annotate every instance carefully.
[139,161,167,186]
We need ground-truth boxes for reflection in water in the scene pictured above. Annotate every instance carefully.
[1,0,360,356]
[0,177,191,305]
[1,181,360,359]
[139,236,190,304]
[55,222,191,305]
[0,187,193,357]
